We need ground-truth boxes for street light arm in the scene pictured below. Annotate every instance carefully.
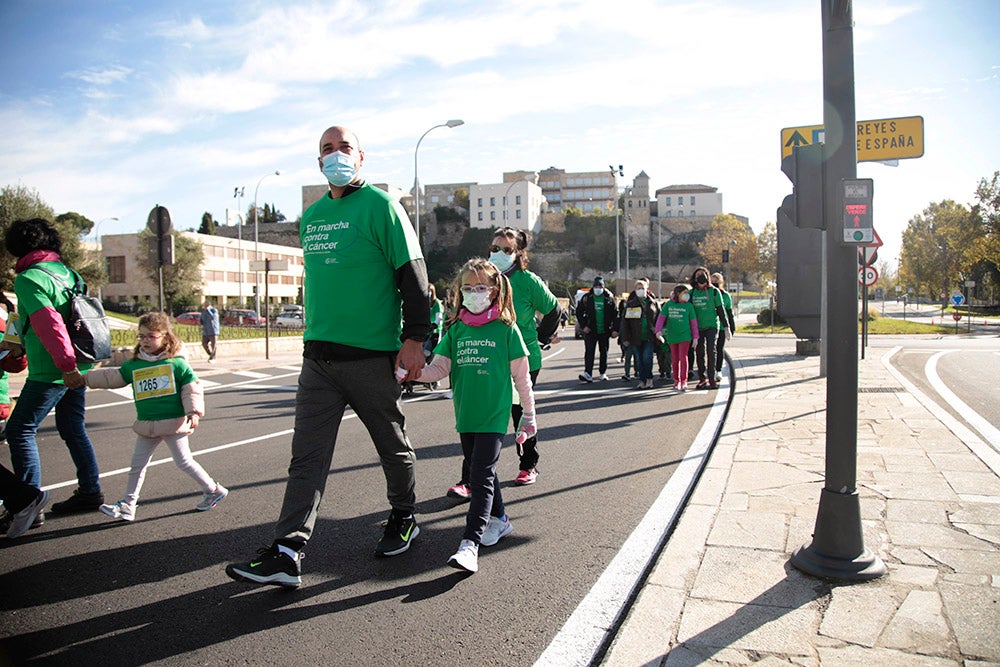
[414,120,464,244]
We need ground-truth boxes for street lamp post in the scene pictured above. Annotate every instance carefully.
[253,170,280,317]
[94,216,119,303]
[414,119,464,246]
[504,178,523,225]
[610,164,623,286]
[657,221,662,299]
[234,186,245,305]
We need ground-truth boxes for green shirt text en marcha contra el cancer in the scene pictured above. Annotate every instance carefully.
[300,184,423,351]
[433,318,528,434]
[690,285,724,330]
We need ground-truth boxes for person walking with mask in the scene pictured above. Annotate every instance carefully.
[687,266,728,390]
[417,259,536,573]
[199,301,219,362]
[654,284,699,391]
[445,227,560,495]
[576,276,618,382]
[711,272,736,383]
[620,278,661,390]
[226,125,430,588]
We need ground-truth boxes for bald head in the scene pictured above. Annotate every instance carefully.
[319,126,360,153]
[317,126,364,193]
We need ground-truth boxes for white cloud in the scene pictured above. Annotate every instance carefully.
[65,65,132,86]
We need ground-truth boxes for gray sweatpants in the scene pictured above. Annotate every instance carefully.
[273,356,417,548]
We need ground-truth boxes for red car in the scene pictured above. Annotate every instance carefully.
[222,309,264,326]
[175,312,202,326]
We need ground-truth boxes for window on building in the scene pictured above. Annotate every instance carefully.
[677,211,684,217]
[665,211,672,217]
[665,196,671,206]
[477,197,483,206]
[628,200,633,208]
[478,212,483,221]
[678,196,684,205]
[107,256,126,283]
[516,209,522,219]
[490,211,496,221]
[690,210,696,216]
[502,196,507,206]
[490,197,496,206]
[431,196,439,203]
[515,195,521,205]
[690,195,696,205]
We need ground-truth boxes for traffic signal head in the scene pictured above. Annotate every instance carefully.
[778,143,825,230]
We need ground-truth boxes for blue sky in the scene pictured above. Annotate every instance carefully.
[1,0,997,270]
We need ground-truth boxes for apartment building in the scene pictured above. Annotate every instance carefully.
[468,180,545,234]
[536,167,616,213]
[101,231,303,311]
[655,184,723,219]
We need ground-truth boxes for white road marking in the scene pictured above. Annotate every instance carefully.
[535,372,731,666]
[231,370,271,379]
[925,350,1000,452]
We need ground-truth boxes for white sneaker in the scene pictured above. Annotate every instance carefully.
[480,515,513,547]
[714,373,722,383]
[597,373,609,381]
[6,490,50,539]
[447,539,479,572]
[196,484,229,511]
[578,372,593,383]
[100,501,136,522]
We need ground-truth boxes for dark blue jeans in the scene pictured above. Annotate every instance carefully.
[460,432,505,544]
[7,380,100,493]
[636,341,656,382]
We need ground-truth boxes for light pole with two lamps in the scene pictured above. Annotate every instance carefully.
[609,164,623,286]
[414,119,464,245]
[233,186,246,304]
[253,170,280,317]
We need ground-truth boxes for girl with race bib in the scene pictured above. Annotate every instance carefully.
[416,259,536,573]
[86,313,227,522]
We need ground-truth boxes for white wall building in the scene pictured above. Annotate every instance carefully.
[101,231,304,311]
[655,184,723,219]
[469,181,545,233]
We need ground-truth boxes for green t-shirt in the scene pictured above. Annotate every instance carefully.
[14,261,94,383]
[118,356,197,421]
[508,269,558,372]
[690,286,723,330]
[430,299,444,336]
[300,184,423,351]
[664,301,697,344]
[720,290,733,310]
[594,295,606,332]
[433,318,528,433]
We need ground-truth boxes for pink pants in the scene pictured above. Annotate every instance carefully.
[670,341,691,383]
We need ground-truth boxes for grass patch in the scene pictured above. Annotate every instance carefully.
[111,323,301,348]
[737,319,957,335]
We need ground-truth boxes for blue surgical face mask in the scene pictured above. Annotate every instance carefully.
[321,151,356,187]
[594,288,604,296]
[489,250,515,273]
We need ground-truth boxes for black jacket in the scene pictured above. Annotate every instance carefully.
[576,290,619,335]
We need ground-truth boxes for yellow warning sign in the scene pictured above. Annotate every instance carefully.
[781,116,924,162]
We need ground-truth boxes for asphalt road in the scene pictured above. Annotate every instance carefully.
[0,338,723,666]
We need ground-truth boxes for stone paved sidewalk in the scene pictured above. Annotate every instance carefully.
[604,342,1000,666]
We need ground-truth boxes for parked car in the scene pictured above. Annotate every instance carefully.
[222,309,264,326]
[275,311,305,329]
[175,312,202,326]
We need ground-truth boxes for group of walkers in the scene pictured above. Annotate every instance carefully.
[578,269,736,391]
[2,122,733,588]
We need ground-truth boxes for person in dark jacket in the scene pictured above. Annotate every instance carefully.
[577,276,619,382]
[619,278,661,390]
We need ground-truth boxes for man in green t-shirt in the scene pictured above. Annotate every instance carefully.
[227,125,431,589]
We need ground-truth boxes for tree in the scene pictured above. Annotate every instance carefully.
[972,171,1000,271]
[199,212,216,235]
[755,220,777,287]
[246,202,286,225]
[0,184,55,282]
[135,230,205,312]
[55,211,95,237]
[697,214,758,282]
[899,200,982,299]
[453,188,469,211]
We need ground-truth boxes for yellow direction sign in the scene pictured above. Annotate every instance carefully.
[781,115,924,162]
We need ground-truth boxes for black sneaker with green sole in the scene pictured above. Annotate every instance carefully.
[226,544,302,588]
[375,511,419,557]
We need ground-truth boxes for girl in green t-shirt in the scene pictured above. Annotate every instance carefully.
[417,259,536,574]
[85,313,227,522]
[654,284,700,391]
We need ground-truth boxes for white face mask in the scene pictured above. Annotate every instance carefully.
[593,288,604,296]
[489,250,515,273]
[680,293,690,302]
[462,291,492,314]
[634,288,647,299]
[320,150,356,187]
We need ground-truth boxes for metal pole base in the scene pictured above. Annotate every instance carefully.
[790,488,886,581]
[795,338,821,356]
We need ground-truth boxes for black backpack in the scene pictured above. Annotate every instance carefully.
[27,265,112,364]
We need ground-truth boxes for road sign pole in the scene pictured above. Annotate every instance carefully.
[791,0,885,582]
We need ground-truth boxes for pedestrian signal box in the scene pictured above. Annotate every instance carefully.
[842,178,873,244]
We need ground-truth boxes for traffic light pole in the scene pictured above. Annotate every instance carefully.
[790,0,885,581]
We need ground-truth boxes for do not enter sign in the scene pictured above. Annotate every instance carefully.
[858,266,878,287]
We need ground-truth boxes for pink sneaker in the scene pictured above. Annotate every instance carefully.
[446,483,471,500]
[514,469,537,486]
